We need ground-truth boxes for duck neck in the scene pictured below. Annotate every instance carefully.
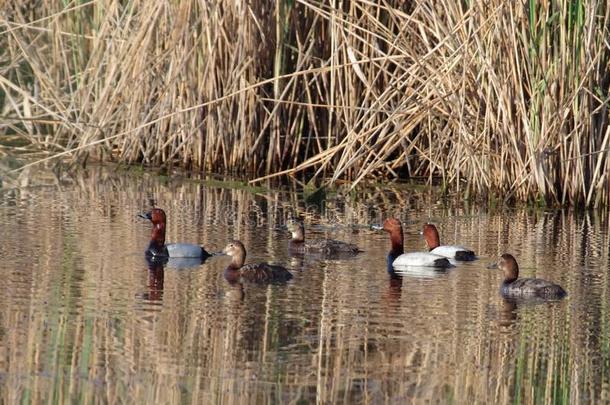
[291,226,305,243]
[504,266,519,284]
[424,226,440,250]
[389,228,404,256]
[149,223,166,251]
[229,250,246,269]
[426,235,440,250]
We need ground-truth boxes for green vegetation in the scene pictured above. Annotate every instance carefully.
[1,1,609,206]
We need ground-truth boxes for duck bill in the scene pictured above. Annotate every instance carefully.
[138,211,152,221]
[370,224,384,231]
[486,262,498,269]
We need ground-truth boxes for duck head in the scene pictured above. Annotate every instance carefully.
[422,223,440,250]
[489,253,519,283]
[373,218,404,255]
[222,239,247,268]
[286,220,305,242]
[139,208,167,250]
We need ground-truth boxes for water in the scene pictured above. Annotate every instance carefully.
[0,166,609,404]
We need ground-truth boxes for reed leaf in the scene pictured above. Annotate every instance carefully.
[1,0,609,206]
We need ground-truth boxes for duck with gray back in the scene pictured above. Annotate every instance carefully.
[373,218,451,268]
[286,219,361,256]
[223,240,292,283]
[491,253,566,299]
[139,208,211,259]
[422,223,476,261]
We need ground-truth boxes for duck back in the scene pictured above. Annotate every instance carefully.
[501,278,567,299]
[290,239,360,256]
[430,245,476,261]
[167,243,210,258]
[392,252,451,268]
[239,263,293,283]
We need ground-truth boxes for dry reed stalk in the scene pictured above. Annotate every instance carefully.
[1,0,609,206]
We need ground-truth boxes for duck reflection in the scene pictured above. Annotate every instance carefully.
[144,256,167,302]
[384,252,403,304]
[498,298,518,328]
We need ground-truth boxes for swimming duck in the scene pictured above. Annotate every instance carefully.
[139,208,211,259]
[490,254,567,299]
[286,220,361,256]
[222,240,292,283]
[374,218,451,268]
[422,223,476,261]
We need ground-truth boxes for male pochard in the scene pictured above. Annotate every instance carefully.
[139,208,211,259]
[422,223,476,261]
[490,254,566,299]
[374,218,451,268]
[222,240,292,283]
[286,220,361,256]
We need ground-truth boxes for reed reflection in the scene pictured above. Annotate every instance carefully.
[1,166,609,404]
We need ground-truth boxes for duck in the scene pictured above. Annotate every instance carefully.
[490,253,567,299]
[222,240,292,283]
[422,223,476,261]
[373,218,451,268]
[286,220,361,256]
[138,208,211,259]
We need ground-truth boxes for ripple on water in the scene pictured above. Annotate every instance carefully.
[0,169,609,404]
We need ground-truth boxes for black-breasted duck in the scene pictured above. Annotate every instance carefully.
[139,208,211,259]
[422,223,476,261]
[373,218,451,268]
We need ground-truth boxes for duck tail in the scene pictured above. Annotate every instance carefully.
[434,258,452,268]
[455,250,476,261]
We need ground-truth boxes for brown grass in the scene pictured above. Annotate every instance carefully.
[1,1,609,206]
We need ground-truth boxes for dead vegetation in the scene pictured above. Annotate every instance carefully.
[1,1,609,205]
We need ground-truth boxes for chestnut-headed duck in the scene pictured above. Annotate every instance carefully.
[286,220,361,256]
[373,218,451,268]
[422,223,476,261]
[139,208,211,259]
[222,240,292,283]
[490,254,566,299]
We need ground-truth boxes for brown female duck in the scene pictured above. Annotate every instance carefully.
[491,254,566,299]
[286,220,361,256]
[223,240,292,283]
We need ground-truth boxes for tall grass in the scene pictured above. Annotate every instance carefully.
[1,1,609,205]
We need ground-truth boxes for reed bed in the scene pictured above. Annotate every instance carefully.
[1,1,609,206]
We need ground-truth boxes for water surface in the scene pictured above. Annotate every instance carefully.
[0,166,608,404]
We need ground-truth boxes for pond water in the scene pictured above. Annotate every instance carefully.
[0,165,609,404]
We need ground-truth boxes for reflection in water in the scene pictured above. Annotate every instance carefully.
[166,257,207,269]
[498,298,518,328]
[383,253,403,307]
[145,257,166,302]
[0,166,608,403]
[388,249,450,279]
